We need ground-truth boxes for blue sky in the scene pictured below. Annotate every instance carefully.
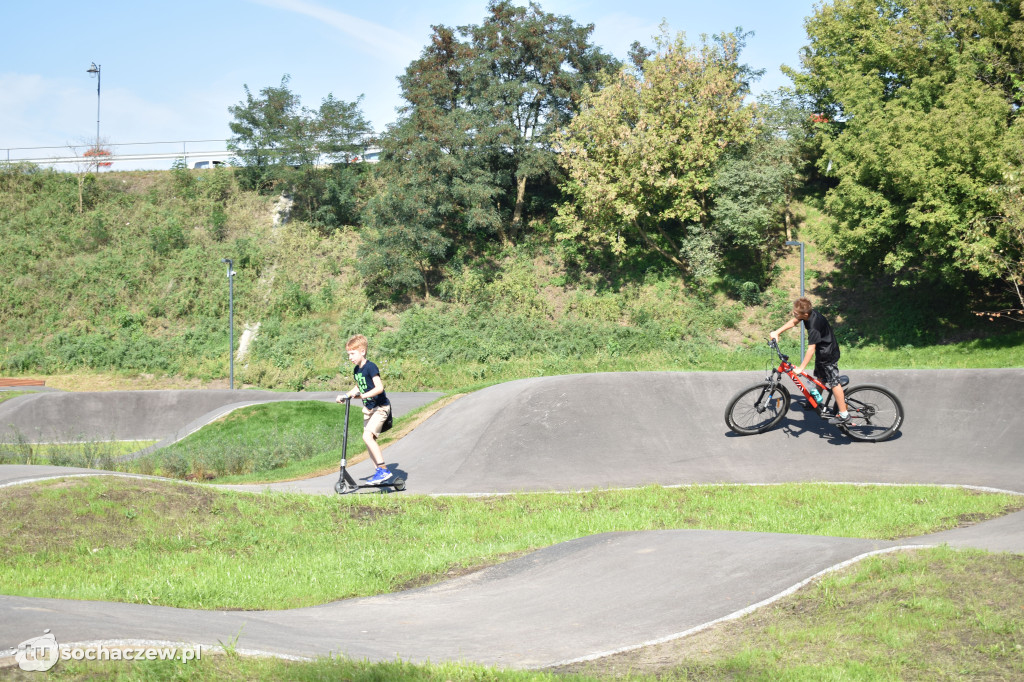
[2,0,818,169]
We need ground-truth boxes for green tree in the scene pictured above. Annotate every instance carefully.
[789,0,1024,291]
[359,186,453,300]
[462,0,618,239]
[357,27,497,299]
[227,75,373,229]
[970,120,1024,319]
[554,29,758,283]
[227,75,303,191]
[712,91,815,269]
[359,4,615,297]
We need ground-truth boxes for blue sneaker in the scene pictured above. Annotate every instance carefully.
[367,467,393,484]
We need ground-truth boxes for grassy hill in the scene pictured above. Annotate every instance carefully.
[2,164,1021,393]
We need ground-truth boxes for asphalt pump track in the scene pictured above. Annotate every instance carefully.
[2,369,1022,668]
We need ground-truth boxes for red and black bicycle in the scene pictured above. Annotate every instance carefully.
[725,339,904,442]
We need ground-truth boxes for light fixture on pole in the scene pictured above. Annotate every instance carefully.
[86,62,101,168]
[785,240,806,358]
[221,258,236,389]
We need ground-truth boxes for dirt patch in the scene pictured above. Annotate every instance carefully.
[952,503,1024,530]
[0,477,222,554]
[394,550,533,593]
[343,505,402,526]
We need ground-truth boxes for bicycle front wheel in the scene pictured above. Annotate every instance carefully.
[725,383,791,435]
[840,384,904,442]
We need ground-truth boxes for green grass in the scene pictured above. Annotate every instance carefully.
[117,398,442,484]
[0,390,30,405]
[125,400,353,481]
[841,334,1024,370]
[39,655,589,681]
[0,438,157,467]
[1,477,1018,611]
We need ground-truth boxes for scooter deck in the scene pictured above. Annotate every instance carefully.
[335,468,406,494]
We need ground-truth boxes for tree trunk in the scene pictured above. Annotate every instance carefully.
[509,175,528,242]
[420,264,431,300]
[784,191,793,241]
[634,221,688,275]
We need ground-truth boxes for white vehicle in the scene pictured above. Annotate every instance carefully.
[192,159,229,169]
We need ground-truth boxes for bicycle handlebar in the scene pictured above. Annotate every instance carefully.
[767,338,790,364]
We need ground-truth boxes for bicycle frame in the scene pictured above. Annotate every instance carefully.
[767,339,836,414]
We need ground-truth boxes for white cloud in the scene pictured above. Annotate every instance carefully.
[0,73,95,150]
[248,0,421,63]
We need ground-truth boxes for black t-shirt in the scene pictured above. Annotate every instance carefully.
[352,360,389,409]
[804,310,840,364]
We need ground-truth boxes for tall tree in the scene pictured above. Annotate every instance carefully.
[969,120,1024,319]
[554,29,758,282]
[788,0,1024,292]
[463,0,618,239]
[227,75,304,191]
[359,3,616,297]
[227,75,373,229]
[357,27,497,299]
[712,90,816,256]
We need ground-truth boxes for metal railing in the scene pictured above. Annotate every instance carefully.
[3,140,382,171]
[2,139,234,168]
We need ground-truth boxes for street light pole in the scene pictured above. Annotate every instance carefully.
[785,240,806,358]
[86,63,101,168]
[221,259,235,389]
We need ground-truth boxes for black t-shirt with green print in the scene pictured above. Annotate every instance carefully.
[352,360,389,409]
[803,310,840,365]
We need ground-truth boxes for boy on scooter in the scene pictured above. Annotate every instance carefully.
[336,334,393,484]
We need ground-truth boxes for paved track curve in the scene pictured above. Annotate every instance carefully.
[2,369,1022,668]
[0,389,443,449]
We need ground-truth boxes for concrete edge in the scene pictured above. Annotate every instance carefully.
[541,544,939,669]
[3,472,1023,499]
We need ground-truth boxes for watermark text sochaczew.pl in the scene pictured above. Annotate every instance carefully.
[14,630,202,672]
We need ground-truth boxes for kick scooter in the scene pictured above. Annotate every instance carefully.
[334,396,406,494]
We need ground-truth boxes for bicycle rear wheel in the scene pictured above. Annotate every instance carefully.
[725,383,791,435]
[840,384,904,442]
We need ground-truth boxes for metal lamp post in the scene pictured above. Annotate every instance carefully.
[785,240,806,358]
[221,259,235,389]
[86,63,101,168]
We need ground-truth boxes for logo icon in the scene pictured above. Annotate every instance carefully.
[15,629,59,672]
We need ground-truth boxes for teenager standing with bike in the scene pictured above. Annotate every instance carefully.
[769,297,851,425]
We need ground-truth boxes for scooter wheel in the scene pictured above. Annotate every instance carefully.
[335,480,354,495]
[393,479,406,491]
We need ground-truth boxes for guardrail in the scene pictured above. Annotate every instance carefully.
[3,140,381,170]
[2,140,234,169]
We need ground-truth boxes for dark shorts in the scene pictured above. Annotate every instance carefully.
[814,362,841,388]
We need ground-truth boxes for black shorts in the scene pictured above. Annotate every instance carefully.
[814,362,841,388]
